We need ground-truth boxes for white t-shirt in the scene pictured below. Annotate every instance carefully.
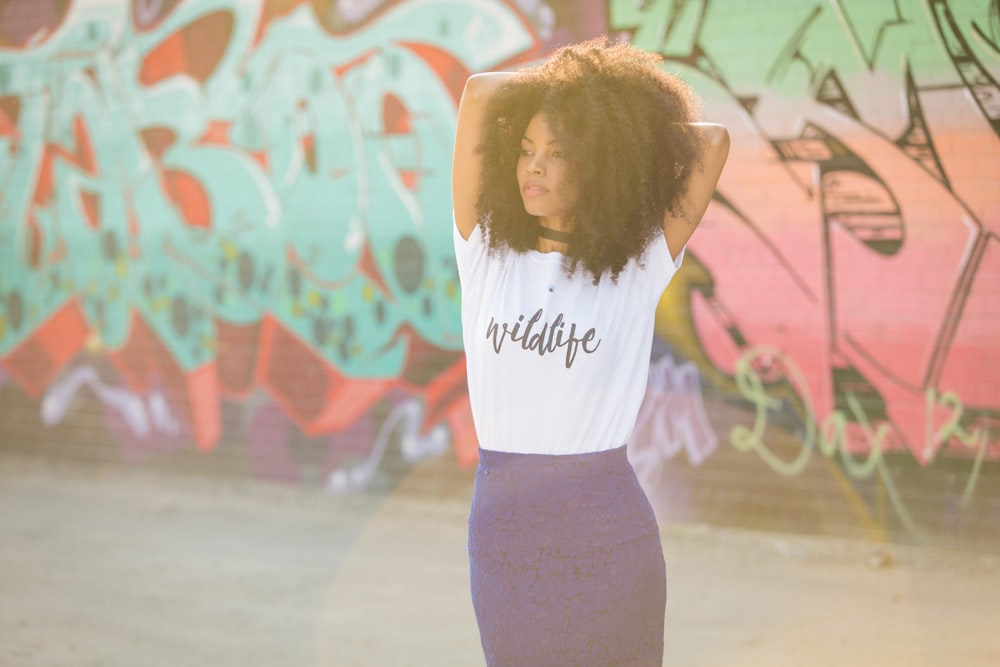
[454,220,684,455]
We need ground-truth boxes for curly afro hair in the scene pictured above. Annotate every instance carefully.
[475,37,704,283]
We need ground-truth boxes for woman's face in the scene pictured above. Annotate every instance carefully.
[516,112,579,228]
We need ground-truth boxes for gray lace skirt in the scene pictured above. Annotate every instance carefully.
[468,445,666,667]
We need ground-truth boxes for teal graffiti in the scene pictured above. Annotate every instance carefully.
[0,0,534,377]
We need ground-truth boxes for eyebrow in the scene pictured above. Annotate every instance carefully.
[521,136,561,144]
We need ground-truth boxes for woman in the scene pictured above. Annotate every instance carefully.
[451,37,729,666]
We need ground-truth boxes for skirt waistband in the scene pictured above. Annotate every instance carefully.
[476,445,629,476]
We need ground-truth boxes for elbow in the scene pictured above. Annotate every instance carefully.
[704,123,729,151]
[462,72,511,103]
[704,124,730,166]
[689,122,729,162]
[462,74,486,101]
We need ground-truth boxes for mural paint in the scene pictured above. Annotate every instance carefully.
[630,352,718,476]
[613,0,1000,538]
[0,0,551,478]
[0,0,997,543]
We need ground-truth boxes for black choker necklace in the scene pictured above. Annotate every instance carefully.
[538,226,573,243]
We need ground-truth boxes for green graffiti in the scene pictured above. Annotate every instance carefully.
[609,0,989,97]
[732,346,889,478]
[925,387,991,508]
[732,346,993,536]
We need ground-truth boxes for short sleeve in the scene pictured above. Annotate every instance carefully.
[643,231,686,295]
[453,215,488,287]
[671,244,686,271]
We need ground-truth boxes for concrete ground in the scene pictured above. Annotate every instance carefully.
[1,452,998,667]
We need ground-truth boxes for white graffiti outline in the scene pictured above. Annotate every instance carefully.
[41,364,180,438]
[324,396,449,492]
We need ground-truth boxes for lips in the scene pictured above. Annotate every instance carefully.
[522,180,548,196]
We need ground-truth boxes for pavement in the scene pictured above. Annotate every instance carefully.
[1,451,998,666]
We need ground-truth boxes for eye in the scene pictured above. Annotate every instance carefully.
[519,148,533,157]
[551,150,563,158]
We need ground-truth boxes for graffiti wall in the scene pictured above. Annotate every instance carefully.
[620,0,1000,547]
[0,0,997,548]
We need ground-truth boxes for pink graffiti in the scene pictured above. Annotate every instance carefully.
[608,1,1000,472]
[629,355,718,478]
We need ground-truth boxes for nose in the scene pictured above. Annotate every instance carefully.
[527,153,544,174]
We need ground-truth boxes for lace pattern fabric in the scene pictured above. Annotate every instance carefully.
[468,446,666,667]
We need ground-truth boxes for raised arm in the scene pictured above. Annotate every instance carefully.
[452,72,515,240]
[662,123,730,261]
